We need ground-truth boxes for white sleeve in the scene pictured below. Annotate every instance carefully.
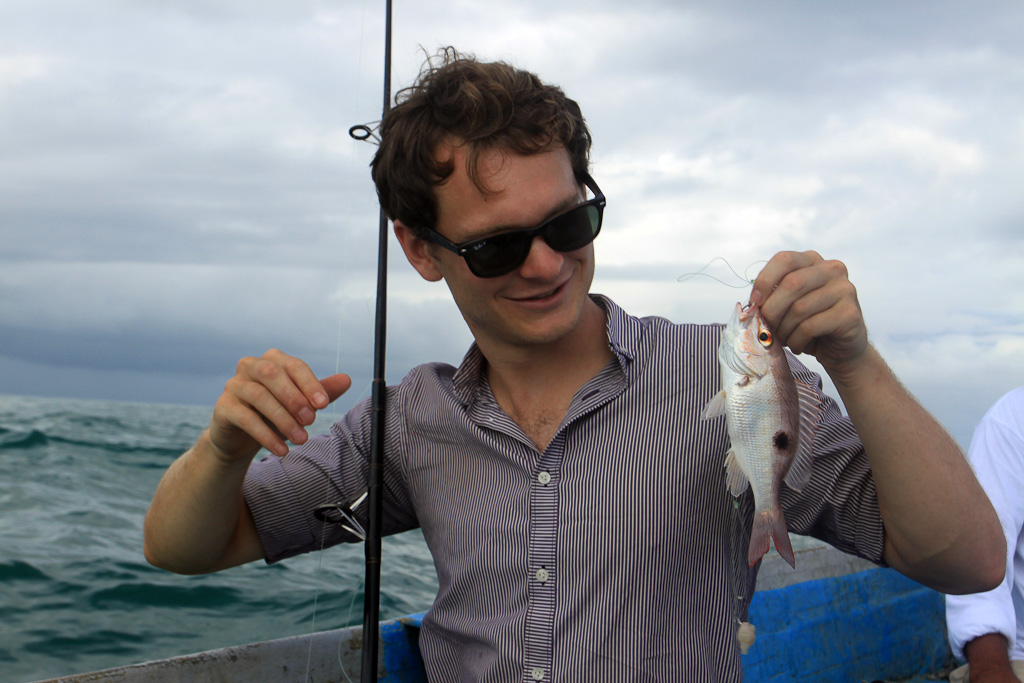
[945,389,1024,660]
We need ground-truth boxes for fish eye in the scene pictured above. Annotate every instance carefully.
[757,330,773,346]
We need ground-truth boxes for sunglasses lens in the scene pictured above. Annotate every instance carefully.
[545,204,602,252]
[464,233,532,277]
[463,200,603,278]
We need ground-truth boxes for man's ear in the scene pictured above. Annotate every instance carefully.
[394,220,444,282]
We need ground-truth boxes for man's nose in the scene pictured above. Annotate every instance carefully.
[516,235,564,278]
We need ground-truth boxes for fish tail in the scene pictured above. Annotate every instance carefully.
[747,508,795,568]
[771,511,795,569]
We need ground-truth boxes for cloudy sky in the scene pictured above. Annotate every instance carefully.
[1,0,1022,448]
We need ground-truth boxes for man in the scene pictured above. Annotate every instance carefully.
[946,387,1024,683]
[145,49,1003,680]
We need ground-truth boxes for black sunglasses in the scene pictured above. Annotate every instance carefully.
[423,174,606,278]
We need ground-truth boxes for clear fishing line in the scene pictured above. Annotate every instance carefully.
[306,4,376,681]
[331,0,372,415]
[303,520,332,683]
[338,574,365,683]
[303,515,368,683]
[727,490,757,653]
[677,257,767,289]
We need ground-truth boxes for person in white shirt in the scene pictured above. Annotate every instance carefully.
[946,387,1024,683]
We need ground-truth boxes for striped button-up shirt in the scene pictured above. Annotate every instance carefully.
[244,295,884,682]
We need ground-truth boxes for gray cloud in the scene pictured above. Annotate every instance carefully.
[2,0,1023,449]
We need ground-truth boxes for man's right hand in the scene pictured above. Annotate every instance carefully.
[209,349,352,462]
[144,350,351,574]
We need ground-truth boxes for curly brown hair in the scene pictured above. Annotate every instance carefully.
[371,47,592,237]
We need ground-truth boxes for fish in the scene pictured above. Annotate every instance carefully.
[702,302,825,568]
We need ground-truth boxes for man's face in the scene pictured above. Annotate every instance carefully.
[424,145,598,352]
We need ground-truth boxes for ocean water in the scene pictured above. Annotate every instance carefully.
[0,394,439,683]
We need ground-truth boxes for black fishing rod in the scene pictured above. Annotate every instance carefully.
[362,0,392,679]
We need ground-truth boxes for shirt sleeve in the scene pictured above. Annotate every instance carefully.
[242,384,419,563]
[945,392,1024,660]
[778,355,886,564]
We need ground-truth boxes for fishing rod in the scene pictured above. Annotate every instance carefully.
[362,0,392,679]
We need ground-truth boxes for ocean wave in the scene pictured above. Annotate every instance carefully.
[89,582,246,609]
[0,559,50,582]
[0,428,50,450]
[0,427,188,461]
[21,629,149,658]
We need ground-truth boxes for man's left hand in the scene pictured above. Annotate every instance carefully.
[750,250,868,383]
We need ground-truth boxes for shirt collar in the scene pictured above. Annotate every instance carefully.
[590,293,636,371]
[452,343,487,405]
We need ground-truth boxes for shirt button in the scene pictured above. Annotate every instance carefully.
[535,568,549,583]
[531,667,545,680]
[537,471,551,485]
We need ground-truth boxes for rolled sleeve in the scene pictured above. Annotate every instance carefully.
[243,435,363,563]
[946,587,1016,660]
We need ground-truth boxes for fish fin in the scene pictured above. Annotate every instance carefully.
[783,378,827,492]
[701,390,727,420]
[724,449,749,496]
[748,508,795,568]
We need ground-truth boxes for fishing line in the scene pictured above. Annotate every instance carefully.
[331,0,375,411]
[303,512,368,683]
[727,493,756,653]
[333,316,345,415]
[311,4,392,678]
[677,257,767,289]
[303,520,333,683]
[305,3,377,681]
[337,573,366,683]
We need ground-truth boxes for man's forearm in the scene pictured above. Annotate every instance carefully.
[143,430,264,574]
[832,346,1004,593]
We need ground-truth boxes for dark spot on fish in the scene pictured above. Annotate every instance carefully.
[773,431,790,452]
